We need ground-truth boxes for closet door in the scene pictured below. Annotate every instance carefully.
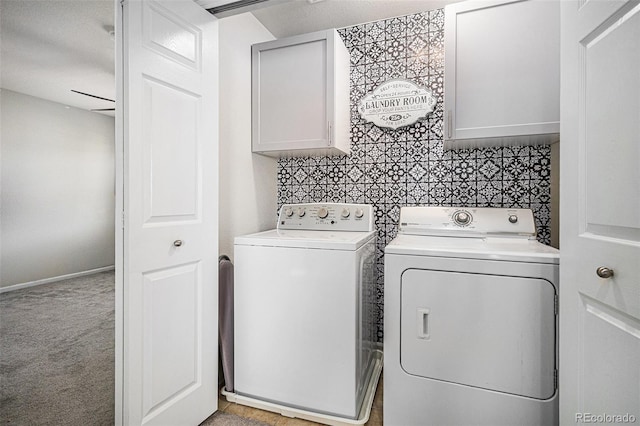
[118,0,219,424]
[560,0,640,422]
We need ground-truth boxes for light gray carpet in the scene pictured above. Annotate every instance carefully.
[200,412,269,426]
[0,270,115,425]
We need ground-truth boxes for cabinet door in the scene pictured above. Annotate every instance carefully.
[252,32,331,153]
[444,0,560,144]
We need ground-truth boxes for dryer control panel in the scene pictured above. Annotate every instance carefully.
[278,203,374,232]
[399,207,536,238]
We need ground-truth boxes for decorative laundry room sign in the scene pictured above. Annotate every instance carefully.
[358,79,436,130]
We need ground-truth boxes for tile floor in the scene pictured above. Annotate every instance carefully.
[215,379,383,426]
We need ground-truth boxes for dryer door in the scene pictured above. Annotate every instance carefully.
[400,268,556,399]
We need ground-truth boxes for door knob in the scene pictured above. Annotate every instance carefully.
[596,266,614,279]
[173,240,183,247]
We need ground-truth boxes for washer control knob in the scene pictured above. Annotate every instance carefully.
[317,207,329,219]
[341,208,351,218]
[453,211,471,226]
[355,208,364,219]
[297,207,306,217]
[284,207,294,217]
[508,214,518,224]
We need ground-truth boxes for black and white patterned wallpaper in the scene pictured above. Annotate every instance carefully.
[276,10,552,342]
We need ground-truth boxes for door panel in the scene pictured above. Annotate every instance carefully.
[400,269,556,400]
[583,3,640,242]
[560,1,640,423]
[142,77,200,222]
[143,262,200,417]
[119,0,218,424]
[143,1,201,69]
[580,295,640,416]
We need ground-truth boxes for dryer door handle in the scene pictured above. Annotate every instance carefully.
[417,308,430,340]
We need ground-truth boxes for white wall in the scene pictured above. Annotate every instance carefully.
[218,13,277,260]
[0,89,115,288]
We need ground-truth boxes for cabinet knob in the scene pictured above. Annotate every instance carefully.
[173,240,183,247]
[596,266,614,279]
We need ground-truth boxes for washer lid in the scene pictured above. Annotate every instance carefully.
[234,229,376,251]
[385,234,559,264]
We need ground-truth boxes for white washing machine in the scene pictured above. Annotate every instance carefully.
[384,207,559,426]
[232,203,380,422]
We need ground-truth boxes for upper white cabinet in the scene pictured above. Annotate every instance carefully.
[252,29,350,156]
[444,0,560,148]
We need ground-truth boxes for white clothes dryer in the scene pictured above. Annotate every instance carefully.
[232,203,381,422]
[384,207,559,426]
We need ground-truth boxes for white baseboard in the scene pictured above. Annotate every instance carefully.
[0,266,115,293]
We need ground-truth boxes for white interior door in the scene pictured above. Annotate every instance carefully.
[117,0,219,424]
[560,1,640,423]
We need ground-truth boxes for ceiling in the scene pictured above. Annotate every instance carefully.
[1,0,116,116]
[0,0,456,116]
[251,0,458,39]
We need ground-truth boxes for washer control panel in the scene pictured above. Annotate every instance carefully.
[278,203,374,232]
[399,207,536,237]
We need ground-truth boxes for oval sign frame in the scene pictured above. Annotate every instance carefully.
[358,79,436,130]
